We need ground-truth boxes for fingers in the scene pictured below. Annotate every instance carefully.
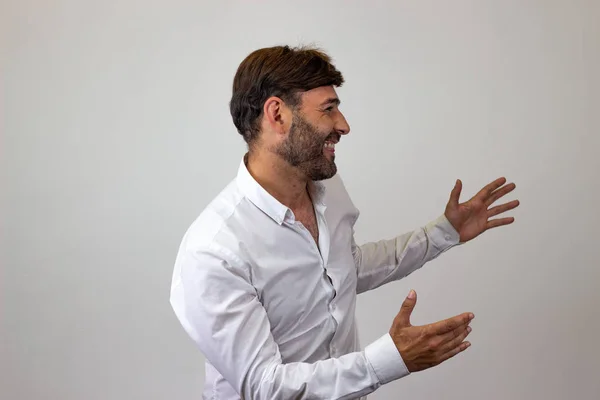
[488,199,520,218]
[488,199,520,216]
[396,290,417,327]
[438,325,472,354]
[422,324,472,369]
[487,217,515,229]
[436,322,470,345]
[476,177,507,200]
[485,182,517,207]
[426,312,474,336]
[485,187,518,229]
[438,341,471,364]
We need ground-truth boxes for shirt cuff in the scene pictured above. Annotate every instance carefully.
[424,214,461,251]
[364,333,410,385]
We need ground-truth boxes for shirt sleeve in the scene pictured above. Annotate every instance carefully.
[352,214,461,294]
[170,244,410,400]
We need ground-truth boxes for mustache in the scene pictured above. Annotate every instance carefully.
[324,133,341,143]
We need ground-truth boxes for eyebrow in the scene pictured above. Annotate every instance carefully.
[320,97,340,107]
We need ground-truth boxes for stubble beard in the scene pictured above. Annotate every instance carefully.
[275,112,338,181]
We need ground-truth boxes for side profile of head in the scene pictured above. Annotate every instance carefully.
[229,45,351,180]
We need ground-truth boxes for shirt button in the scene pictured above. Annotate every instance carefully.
[445,234,451,241]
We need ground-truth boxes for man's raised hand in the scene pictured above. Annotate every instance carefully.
[444,177,519,243]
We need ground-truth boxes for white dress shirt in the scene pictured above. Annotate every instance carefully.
[170,156,461,400]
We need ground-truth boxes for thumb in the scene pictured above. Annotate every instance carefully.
[396,289,417,327]
[448,179,462,206]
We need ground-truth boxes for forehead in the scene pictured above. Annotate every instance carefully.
[298,86,339,106]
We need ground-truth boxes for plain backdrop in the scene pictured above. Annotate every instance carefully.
[2,1,599,399]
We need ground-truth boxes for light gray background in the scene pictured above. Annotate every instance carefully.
[2,1,599,399]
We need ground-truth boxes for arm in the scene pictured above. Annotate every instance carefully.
[352,214,460,294]
[170,244,410,400]
[352,176,519,294]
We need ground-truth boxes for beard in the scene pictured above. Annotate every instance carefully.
[274,111,339,181]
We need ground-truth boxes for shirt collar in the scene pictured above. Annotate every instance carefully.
[235,154,327,225]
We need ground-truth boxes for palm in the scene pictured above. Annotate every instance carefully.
[444,177,519,243]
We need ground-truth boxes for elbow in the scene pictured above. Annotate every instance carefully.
[241,362,307,400]
[238,359,277,399]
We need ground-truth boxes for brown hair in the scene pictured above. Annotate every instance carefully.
[229,45,344,146]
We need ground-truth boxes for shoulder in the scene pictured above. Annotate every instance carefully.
[171,179,253,285]
[177,179,253,262]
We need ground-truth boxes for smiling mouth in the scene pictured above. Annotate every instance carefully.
[324,141,336,153]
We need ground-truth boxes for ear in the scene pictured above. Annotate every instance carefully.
[263,96,291,135]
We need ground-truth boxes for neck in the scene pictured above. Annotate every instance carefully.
[245,149,311,210]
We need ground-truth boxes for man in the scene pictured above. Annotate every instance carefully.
[170,45,519,399]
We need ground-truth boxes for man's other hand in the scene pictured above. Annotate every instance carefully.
[389,290,474,372]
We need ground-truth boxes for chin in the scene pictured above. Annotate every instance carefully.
[310,165,337,181]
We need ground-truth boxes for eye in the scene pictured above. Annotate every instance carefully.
[324,106,334,112]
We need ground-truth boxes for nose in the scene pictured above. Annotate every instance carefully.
[334,112,350,136]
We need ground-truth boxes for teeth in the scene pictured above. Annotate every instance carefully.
[324,142,335,149]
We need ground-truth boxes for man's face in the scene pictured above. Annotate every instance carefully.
[274,86,350,181]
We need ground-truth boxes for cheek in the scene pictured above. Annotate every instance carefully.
[317,118,335,135]
[323,115,336,128]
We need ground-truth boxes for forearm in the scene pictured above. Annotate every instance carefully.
[354,214,460,294]
[245,334,408,399]
[171,248,409,399]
